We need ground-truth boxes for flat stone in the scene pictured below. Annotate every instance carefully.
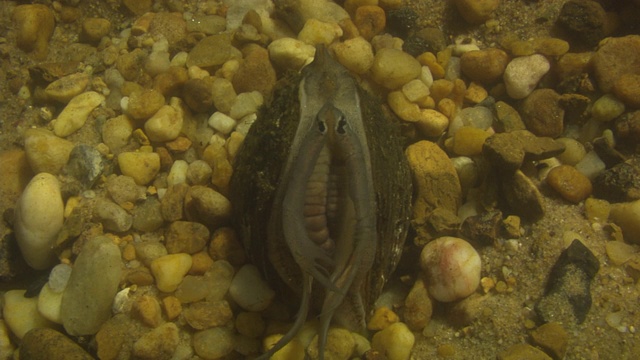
[592,35,640,93]
[60,236,122,336]
[498,343,552,360]
[44,73,90,103]
[106,175,146,205]
[232,45,276,98]
[92,198,132,233]
[53,91,104,138]
[187,34,238,68]
[483,130,565,172]
[149,12,187,49]
[20,328,93,360]
[521,88,564,137]
[531,322,569,360]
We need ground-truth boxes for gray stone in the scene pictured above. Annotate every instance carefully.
[132,197,164,232]
[62,144,104,188]
[93,198,133,232]
[60,236,122,335]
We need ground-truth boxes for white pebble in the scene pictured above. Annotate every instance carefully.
[208,112,237,135]
[14,173,64,269]
[504,54,550,99]
[37,283,63,323]
[420,236,481,302]
[144,103,184,142]
[48,263,72,292]
[235,113,257,136]
[575,150,606,180]
[420,66,434,88]
[167,160,189,186]
[229,264,275,312]
[268,37,316,70]
[556,137,586,166]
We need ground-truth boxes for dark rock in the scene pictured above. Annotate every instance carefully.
[591,136,626,168]
[556,0,606,48]
[402,27,448,57]
[536,240,600,324]
[161,183,189,222]
[386,7,419,38]
[132,197,165,232]
[521,89,565,138]
[502,169,545,221]
[62,144,104,188]
[182,78,214,113]
[593,158,640,202]
[483,130,566,172]
[460,211,502,246]
[614,111,640,147]
[20,328,94,360]
[559,93,590,126]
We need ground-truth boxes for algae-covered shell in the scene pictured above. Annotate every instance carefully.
[229,47,412,338]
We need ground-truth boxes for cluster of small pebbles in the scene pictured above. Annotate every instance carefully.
[1,0,640,359]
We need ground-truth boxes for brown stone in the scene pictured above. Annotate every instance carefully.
[20,328,93,360]
[12,4,55,60]
[460,48,509,84]
[165,221,210,254]
[593,35,640,93]
[233,45,277,99]
[521,89,565,138]
[613,73,640,108]
[530,322,569,360]
[354,6,386,40]
[547,165,593,203]
[183,300,233,330]
[208,227,246,266]
[498,343,552,360]
[133,295,163,327]
[403,278,432,331]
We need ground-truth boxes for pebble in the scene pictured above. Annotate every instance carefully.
[20,328,94,360]
[521,89,564,138]
[3,290,55,339]
[229,91,264,120]
[267,37,316,70]
[132,197,164,232]
[591,94,625,122]
[405,141,462,231]
[149,12,188,49]
[503,54,550,100]
[605,241,637,266]
[162,296,182,320]
[208,227,245,266]
[106,175,146,205]
[533,37,570,57]
[49,263,72,292]
[12,4,55,59]
[94,314,135,360]
[93,198,133,232]
[574,151,606,179]
[448,106,494,136]
[160,183,189,221]
[555,137,586,165]
[187,34,239,69]
[132,295,162,327]
[122,0,152,15]
[387,91,421,122]
[354,5,386,40]
[60,235,122,336]
[174,274,211,303]
[53,91,105,137]
[298,18,343,45]
[37,283,63,323]
[609,200,640,244]
[402,79,430,103]
[134,241,168,268]
[63,144,104,188]
[14,173,63,269]
[371,322,415,360]
[204,260,235,301]
[117,151,160,185]
[584,197,610,223]
[167,159,188,186]
[494,101,526,132]
[133,322,180,360]
[102,115,134,153]
[186,160,212,185]
[535,240,599,324]
[165,221,209,254]
[332,36,375,74]
[186,14,226,35]
[416,109,450,137]
[184,185,232,228]
[144,103,184,142]
[403,278,433,331]
[81,17,111,43]
[612,73,640,108]
[483,130,565,172]
[232,45,277,98]
[556,0,606,48]
[464,82,488,104]
[593,159,640,202]
[453,0,500,24]
[183,300,233,329]
[211,77,237,114]
[193,326,235,360]
[420,236,481,302]
[531,322,569,359]
[307,327,355,360]
[44,73,90,103]
[150,253,193,292]
[452,126,491,156]
[592,35,640,93]
[126,89,166,121]
[236,312,265,338]
[546,165,593,203]
[228,264,275,312]
[404,27,449,57]
[208,112,237,135]
[368,306,399,331]
[498,343,552,360]
[371,48,422,89]
[0,321,15,357]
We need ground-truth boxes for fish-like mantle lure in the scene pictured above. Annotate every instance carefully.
[230,45,412,359]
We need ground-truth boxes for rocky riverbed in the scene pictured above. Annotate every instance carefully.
[1,0,640,359]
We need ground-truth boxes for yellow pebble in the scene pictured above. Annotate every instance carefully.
[367,306,399,330]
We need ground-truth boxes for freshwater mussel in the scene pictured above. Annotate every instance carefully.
[230,45,412,358]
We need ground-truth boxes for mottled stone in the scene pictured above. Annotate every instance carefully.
[498,343,552,360]
[165,221,209,254]
[521,89,565,138]
[132,322,180,360]
[233,45,276,98]
[557,0,606,48]
[20,328,93,360]
[183,300,233,330]
[483,130,565,172]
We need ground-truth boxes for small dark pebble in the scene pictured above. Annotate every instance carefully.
[460,210,502,246]
[403,27,448,56]
[20,328,94,360]
[536,239,600,324]
[63,144,104,188]
[556,0,606,48]
[592,157,640,202]
[591,136,626,168]
[501,169,545,221]
[386,7,419,38]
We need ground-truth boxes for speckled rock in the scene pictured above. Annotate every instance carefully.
[371,48,422,89]
[106,175,146,205]
[14,173,63,269]
[453,0,500,24]
[165,221,209,254]
[208,227,246,266]
[60,236,122,336]
[117,151,160,185]
[132,294,162,327]
[53,91,104,137]
[494,101,526,132]
[354,5,386,40]
[183,300,233,330]
[132,197,164,232]
[460,48,509,84]
[102,115,134,154]
[483,130,565,172]
[160,183,189,222]
[62,144,104,188]
[521,89,564,138]
[557,0,606,48]
[232,45,276,98]
[20,328,93,360]
[546,165,593,203]
[187,34,238,68]
[592,159,640,202]
[504,54,550,100]
[149,12,187,49]
[609,199,640,244]
[133,322,180,360]
[12,4,55,59]
[144,103,184,142]
[592,35,640,93]
[3,290,55,339]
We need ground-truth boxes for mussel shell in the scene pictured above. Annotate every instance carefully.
[229,71,412,326]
